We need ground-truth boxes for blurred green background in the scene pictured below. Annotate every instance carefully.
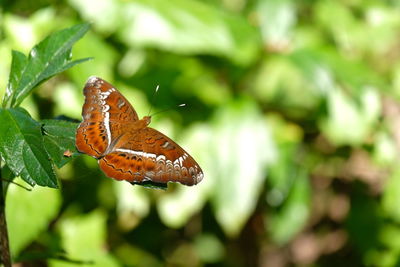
[2,0,400,266]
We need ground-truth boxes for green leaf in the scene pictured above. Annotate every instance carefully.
[210,99,276,237]
[0,108,57,188]
[252,55,322,116]
[157,124,211,228]
[3,23,91,108]
[267,169,311,245]
[7,177,61,258]
[256,0,296,47]
[49,210,119,267]
[194,234,225,263]
[2,50,28,108]
[113,181,150,219]
[319,87,380,146]
[382,169,400,222]
[1,164,16,181]
[117,0,260,65]
[69,0,120,34]
[42,119,79,168]
[133,181,168,190]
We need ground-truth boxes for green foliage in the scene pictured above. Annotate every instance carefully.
[49,211,119,267]
[6,177,62,258]
[70,0,260,65]
[3,23,91,108]
[1,0,400,266]
[0,108,57,187]
[42,119,79,168]
[0,23,89,188]
[210,99,274,236]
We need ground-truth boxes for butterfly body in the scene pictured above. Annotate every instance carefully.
[76,77,203,186]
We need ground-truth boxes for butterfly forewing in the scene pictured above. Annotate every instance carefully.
[76,76,204,186]
[76,76,139,157]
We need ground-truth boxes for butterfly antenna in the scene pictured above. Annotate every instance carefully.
[151,103,186,117]
[147,85,160,116]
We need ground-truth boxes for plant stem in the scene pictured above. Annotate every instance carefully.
[0,160,11,267]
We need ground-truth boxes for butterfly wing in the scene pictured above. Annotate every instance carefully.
[98,127,203,186]
[76,76,139,158]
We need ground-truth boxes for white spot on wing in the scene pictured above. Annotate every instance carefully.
[173,153,188,167]
[100,88,115,99]
[87,76,99,84]
[100,88,116,150]
[103,104,112,146]
[115,148,156,159]
[117,99,125,108]
[196,172,203,183]
[161,141,170,149]
[156,155,166,161]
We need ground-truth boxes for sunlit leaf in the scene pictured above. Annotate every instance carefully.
[49,210,119,267]
[289,48,384,95]
[66,31,118,84]
[210,99,276,236]
[117,0,260,65]
[314,0,399,63]
[68,0,120,34]
[256,0,296,49]
[373,132,397,166]
[194,234,225,263]
[113,244,163,267]
[157,124,212,228]
[382,169,400,222]
[320,87,380,146]
[267,170,311,244]
[7,177,61,258]
[114,181,150,230]
[2,50,28,106]
[375,224,400,266]
[315,0,358,53]
[3,23,91,108]
[289,49,336,95]
[266,144,299,207]
[252,55,322,116]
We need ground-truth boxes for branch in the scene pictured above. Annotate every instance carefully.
[0,159,11,267]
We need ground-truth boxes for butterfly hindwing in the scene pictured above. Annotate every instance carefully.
[98,127,203,186]
[76,121,109,157]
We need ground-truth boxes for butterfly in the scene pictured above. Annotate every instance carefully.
[75,77,203,186]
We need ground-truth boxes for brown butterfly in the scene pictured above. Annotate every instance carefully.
[75,77,203,186]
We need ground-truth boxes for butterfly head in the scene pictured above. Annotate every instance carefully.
[142,116,151,126]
